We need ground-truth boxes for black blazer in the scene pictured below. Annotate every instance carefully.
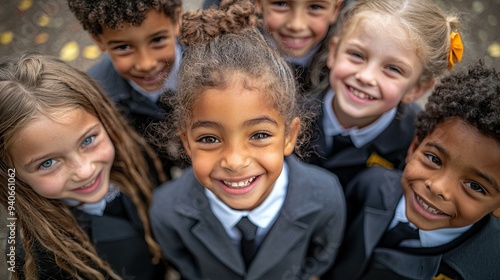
[327,166,500,280]
[304,91,421,187]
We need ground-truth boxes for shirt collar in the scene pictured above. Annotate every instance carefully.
[392,196,472,247]
[205,162,288,232]
[128,40,182,102]
[62,183,120,216]
[322,89,397,147]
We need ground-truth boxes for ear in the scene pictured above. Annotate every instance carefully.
[173,7,183,37]
[255,0,264,14]
[405,136,420,163]
[328,0,344,24]
[91,35,107,52]
[180,132,192,158]
[492,207,500,218]
[401,79,436,104]
[327,37,339,70]
[284,118,301,156]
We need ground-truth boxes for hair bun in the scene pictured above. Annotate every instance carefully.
[180,0,259,46]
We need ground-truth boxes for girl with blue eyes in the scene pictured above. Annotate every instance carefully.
[150,1,345,279]
[0,53,166,279]
[304,0,463,187]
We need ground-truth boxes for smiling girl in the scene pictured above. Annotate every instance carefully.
[150,1,346,279]
[304,0,463,187]
[0,53,166,279]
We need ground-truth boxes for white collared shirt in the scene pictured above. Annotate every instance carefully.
[389,196,471,247]
[62,183,120,216]
[322,89,397,150]
[205,162,289,248]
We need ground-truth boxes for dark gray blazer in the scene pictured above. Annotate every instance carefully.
[304,92,421,187]
[328,166,500,280]
[150,155,346,280]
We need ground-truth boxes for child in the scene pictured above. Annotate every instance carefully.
[0,53,166,279]
[327,61,500,279]
[304,0,463,187]
[150,1,346,279]
[67,0,185,178]
[255,0,345,92]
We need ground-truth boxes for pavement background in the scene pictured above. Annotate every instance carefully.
[0,0,498,73]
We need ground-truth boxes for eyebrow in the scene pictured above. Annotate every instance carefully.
[191,116,279,130]
[426,142,500,193]
[106,30,170,46]
[24,124,100,168]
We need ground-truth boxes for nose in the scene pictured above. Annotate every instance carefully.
[135,49,157,72]
[425,174,452,200]
[220,142,250,172]
[355,64,378,87]
[286,10,307,32]
[71,155,95,182]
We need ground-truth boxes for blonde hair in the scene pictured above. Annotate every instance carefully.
[0,53,165,280]
[337,0,460,85]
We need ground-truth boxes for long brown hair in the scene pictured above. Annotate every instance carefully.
[0,53,165,279]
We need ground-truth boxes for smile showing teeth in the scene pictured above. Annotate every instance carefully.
[223,176,256,188]
[80,177,97,189]
[349,87,375,100]
[417,195,444,215]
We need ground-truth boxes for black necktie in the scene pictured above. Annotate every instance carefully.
[236,217,258,268]
[330,134,354,157]
[378,222,419,248]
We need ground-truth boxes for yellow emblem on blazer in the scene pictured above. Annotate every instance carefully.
[366,152,394,169]
[433,273,453,280]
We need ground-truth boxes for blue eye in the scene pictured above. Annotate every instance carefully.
[39,159,56,169]
[82,136,95,147]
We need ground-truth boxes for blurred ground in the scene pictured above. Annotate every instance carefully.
[0,0,499,83]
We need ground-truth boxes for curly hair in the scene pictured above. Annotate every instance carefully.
[0,53,165,279]
[157,0,312,159]
[67,0,183,36]
[416,60,500,143]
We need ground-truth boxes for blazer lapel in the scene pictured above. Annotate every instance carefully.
[249,156,323,279]
[175,182,246,276]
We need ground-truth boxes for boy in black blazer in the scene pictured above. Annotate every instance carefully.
[326,61,500,279]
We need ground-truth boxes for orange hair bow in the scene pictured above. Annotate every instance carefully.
[448,32,463,70]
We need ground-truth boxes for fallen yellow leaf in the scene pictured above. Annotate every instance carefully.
[83,45,101,60]
[487,42,500,58]
[0,31,14,45]
[37,14,51,27]
[18,0,33,11]
[60,41,80,62]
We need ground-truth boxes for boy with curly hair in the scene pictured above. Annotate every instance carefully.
[67,0,184,179]
[326,61,500,279]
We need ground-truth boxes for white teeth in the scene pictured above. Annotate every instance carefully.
[81,177,97,189]
[417,196,443,214]
[223,177,256,188]
[349,87,375,100]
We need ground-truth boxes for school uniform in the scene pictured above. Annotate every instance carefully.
[304,89,421,187]
[87,42,186,178]
[15,190,165,279]
[150,155,346,280]
[326,166,500,280]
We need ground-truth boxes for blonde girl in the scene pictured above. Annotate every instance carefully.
[0,53,165,280]
[150,0,346,279]
[304,0,463,187]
